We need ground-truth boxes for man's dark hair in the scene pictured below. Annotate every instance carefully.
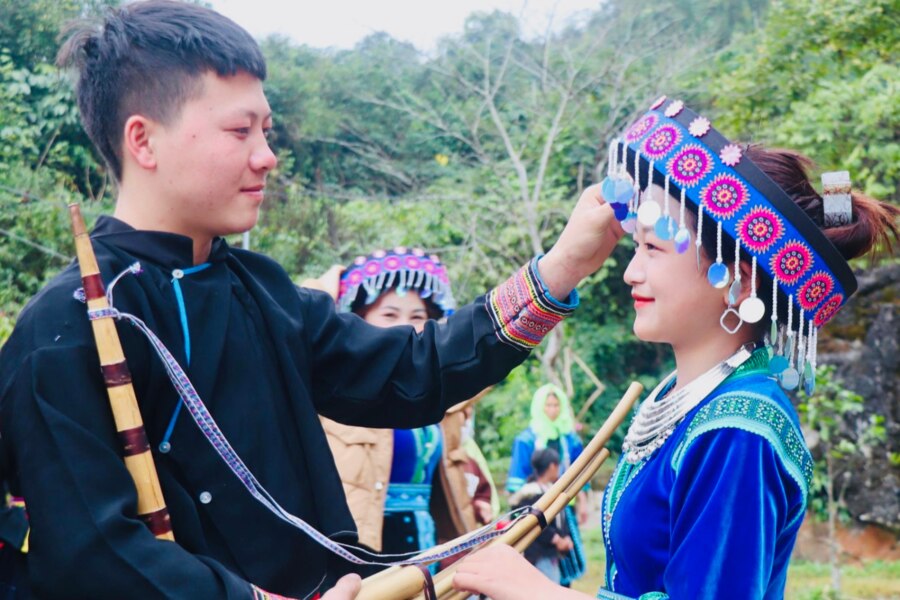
[530,448,560,479]
[57,0,267,181]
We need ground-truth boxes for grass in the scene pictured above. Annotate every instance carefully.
[568,526,900,599]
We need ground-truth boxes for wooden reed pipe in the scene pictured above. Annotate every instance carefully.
[356,382,643,600]
[69,204,174,541]
[434,448,612,600]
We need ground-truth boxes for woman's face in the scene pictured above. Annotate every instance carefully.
[623,186,727,349]
[543,394,561,421]
[362,289,430,333]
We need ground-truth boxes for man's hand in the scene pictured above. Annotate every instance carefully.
[299,264,343,301]
[538,183,624,300]
[320,574,361,600]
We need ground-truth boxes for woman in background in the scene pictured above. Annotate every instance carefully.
[508,383,588,585]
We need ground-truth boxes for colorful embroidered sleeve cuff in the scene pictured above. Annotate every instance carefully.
[486,257,577,351]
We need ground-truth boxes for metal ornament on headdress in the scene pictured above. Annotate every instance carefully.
[739,256,765,324]
[674,185,690,253]
[609,97,858,392]
[337,248,457,317]
[707,220,731,289]
[638,160,662,227]
[822,171,852,228]
[655,174,675,241]
[781,296,800,390]
[721,238,744,334]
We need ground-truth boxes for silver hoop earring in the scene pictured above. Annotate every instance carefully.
[720,305,744,335]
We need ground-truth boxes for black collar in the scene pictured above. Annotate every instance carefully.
[90,216,231,270]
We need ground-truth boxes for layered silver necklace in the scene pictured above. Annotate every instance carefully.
[622,344,756,464]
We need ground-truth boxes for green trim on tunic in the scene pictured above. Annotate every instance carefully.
[670,391,813,529]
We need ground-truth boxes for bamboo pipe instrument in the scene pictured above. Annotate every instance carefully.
[69,203,174,541]
[356,381,643,600]
[437,448,611,600]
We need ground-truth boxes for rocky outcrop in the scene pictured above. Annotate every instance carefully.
[816,262,900,533]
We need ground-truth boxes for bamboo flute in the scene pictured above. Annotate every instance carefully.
[69,203,174,541]
[356,381,643,600]
[436,447,612,600]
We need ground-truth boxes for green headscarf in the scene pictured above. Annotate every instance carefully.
[529,383,575,449]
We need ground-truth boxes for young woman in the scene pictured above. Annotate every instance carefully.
[507,384,588,585]
[312,249,453,560]
[453,97,899,600]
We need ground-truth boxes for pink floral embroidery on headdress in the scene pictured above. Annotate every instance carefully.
[688,116,711,137]
[667,144,713,188]
[798,272,834,311]
[813,293,844,326]
[664,100,684,118]
[738,206,784,254]
[642,125,681,159]
[625,114,658,142]
[701,174,748,220]
[720,143,743,167]
[771,241,812,285]
[650,95,667,110]
[383,256,401,270]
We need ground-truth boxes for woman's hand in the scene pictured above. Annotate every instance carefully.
[453,545,554,600]
[320,574,361,600]
[538,184,624,299]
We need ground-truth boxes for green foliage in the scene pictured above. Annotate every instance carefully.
[699,0,900,202]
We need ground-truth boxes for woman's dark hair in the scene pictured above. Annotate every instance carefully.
[530,448,560,479]
[691,145,899,335]
[57,0,267,181]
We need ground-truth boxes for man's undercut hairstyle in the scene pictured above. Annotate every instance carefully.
[57,0,267,181]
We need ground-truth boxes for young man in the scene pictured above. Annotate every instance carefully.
[0,1,620,598]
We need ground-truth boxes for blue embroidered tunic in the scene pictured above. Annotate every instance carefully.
[599,351,813,600]
[382,425,444,556]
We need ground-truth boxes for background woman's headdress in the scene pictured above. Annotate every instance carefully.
[337,247,456,317]
[603,97,858,393]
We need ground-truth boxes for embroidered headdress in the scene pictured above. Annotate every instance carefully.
[337,247,457,317]
[602,97,858,394]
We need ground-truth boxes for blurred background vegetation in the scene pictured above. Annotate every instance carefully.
[1,0,897,596]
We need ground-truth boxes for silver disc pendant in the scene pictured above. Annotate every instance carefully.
[803,362,816,395]
[601,177,617,203]
[727,280,742,306]
[637,200,662,227]
[707,262,730,289]
[780,368,800,390]
[655,216,675,240]
[769,355,788,374]
[614,179,634,204]
[674,228,691,254]
[739,297,766,323]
